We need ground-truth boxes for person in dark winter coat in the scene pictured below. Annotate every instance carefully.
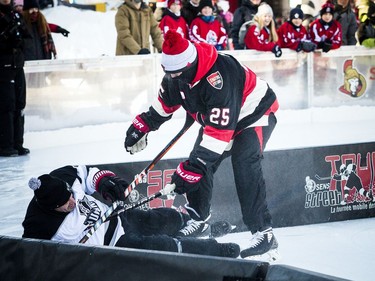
[231,0,261,50]
[22,165,240,258]
[0,0,30,157]
[310,1,342,52]
[277,7,317,52]
[334,0,358,45]
[189,0,227,50]
[124,30,280,261]
[181,0,200,26]
[159,0,189,39]
[22,0,57,60]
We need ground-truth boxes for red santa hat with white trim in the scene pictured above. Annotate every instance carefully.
[161,30,197,73]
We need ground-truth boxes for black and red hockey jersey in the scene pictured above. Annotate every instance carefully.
[147,43,278,172]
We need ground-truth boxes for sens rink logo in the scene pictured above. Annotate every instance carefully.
[338,59,367,98]
[304,152,375,213]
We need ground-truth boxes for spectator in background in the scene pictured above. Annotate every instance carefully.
[300,0,319,33]
[216,0,233,38]
[22,0,57,60]
[115,0,163,55]
[181,0,200,25]
[277,7,317,52]
[15,0,69,37]
[231,0,261,50]
[334,0,358,45]
[243,3,282,57]
[189,0,227,50]
[310,1,342,52]
[357,0,375,47]
[0,0,30,157]
[159,0,189,38]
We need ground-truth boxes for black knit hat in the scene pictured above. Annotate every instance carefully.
[199,0,214,11]
[28,175,72,210]
[23,0,40,10]
[290,7,304,20]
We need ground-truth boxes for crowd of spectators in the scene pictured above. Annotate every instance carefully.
[115,0,374,55]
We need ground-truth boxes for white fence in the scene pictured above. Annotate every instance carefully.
[24,46,375,131]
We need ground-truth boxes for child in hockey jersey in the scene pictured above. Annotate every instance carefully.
[243,3,282,57]
[159,0,189,39]
[189,0,227,50]
[277,7,317,52]
[309,1,342,52]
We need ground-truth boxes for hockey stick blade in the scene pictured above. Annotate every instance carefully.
[79,115,194,244]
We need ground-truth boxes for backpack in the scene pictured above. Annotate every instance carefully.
[238,20,254,46]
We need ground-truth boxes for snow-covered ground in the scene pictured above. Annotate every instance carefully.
[0,5,374,281]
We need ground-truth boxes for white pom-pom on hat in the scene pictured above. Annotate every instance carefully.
[28,177,41,191]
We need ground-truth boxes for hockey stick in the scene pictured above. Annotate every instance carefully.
[79,115,194,244]
[315,174,333,181]
[114,183,176,217]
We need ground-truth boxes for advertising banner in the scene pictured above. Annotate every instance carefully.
[94,142,375,230]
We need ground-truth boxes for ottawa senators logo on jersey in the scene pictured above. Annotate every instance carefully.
[207,71,223,90]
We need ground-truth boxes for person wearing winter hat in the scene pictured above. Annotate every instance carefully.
[125,30,280,261]
[243,3,282,57]
[159,0,189,39]
[13,0,24,12]
[189,0,227,50]
[277,7,317,52]
[22,165,240,258]
[309,1,342,52]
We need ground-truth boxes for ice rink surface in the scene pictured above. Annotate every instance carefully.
[1,107,374,281]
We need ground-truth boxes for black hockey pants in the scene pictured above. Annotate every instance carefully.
[186,113,277,233]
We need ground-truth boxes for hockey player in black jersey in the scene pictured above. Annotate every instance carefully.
[125,30,279,260]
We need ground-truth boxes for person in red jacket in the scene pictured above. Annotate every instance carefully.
[243,2,282,57]
[189,0,227,50]
[159,0,189,38]
[309,1,342,52]
[277,7,316,52]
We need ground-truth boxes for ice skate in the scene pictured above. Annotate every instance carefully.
[240,228,280,262]
[176,218,210,238]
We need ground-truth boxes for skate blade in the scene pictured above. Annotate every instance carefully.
[242,249,281,263]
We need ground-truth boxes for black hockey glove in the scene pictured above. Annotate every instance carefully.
[171,161,203,195]
[138,48,150,55]
[93,170,128,202]
[272,45,282,57]
[125,115,150,154]
[301,41,317,52]
[56,26,70,37]
[321,40,332,53]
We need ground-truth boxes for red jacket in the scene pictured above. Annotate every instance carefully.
[190,16,227,49]
[159,12,189,39]
[309,19,342,50]
[244,23,277,52]
[277,21,309,50]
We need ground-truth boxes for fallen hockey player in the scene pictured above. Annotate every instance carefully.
[22,165,240,258]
